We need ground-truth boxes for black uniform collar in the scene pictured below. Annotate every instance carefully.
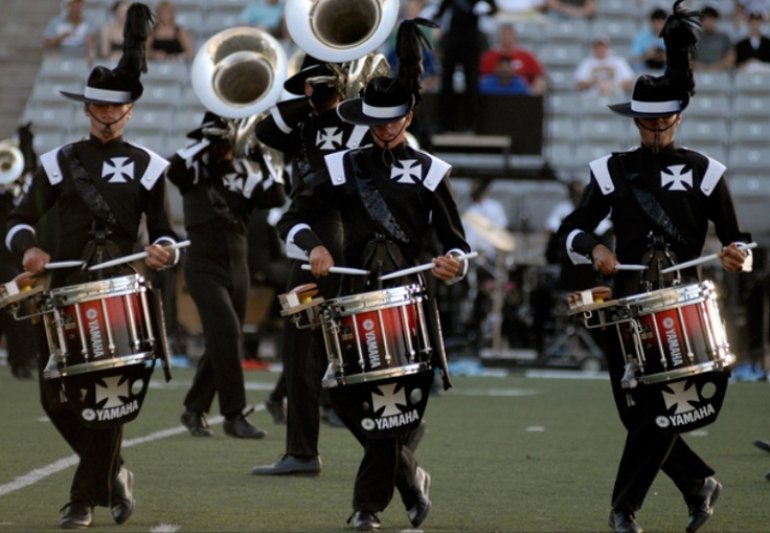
[87,134,124,149]
[638,142,678,158]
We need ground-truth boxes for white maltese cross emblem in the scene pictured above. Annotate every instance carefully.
[662,379,700,414]
[95,375,130,409]
[390,159,422,184]
[223,173,244,193]
[101,157,134,183]
[660,164,693,191]
[372,382,407,417]
[316,127,344,150]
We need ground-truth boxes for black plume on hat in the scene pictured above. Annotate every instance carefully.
[609,0,701,118]
[394,17,438,106]
[337,18,436,125]
[60,3,154,104]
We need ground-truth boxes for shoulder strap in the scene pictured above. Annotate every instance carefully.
[589,154,614,195]
[700,156,726,197]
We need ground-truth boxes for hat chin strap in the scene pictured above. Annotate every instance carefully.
[372,120,409,167]
[634,116,678,153]
[86,105,133,138]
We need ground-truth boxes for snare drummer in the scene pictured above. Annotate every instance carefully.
[556,4,751,533]
[5,5,179,529]
[277,20,470,531]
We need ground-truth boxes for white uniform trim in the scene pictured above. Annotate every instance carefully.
[286,223,311,260]
[40,147,64,185]
[176,139,210,161]
[152,236,180,266]
[5,224,35,252]
[132,145,169,190]
[324,149,353,186]
[566,229,593,265]
[423,153,451,192]
[347,125,369,148]
[271,105,293,135]
[589,155,614,195]
[700,156,726,197]
[241,159,264,199]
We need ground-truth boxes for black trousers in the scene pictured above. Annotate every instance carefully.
[282,212,343,457]
[183,230,249,417]
[605,333,713,513]
[36,324,122,508]
[0,261,37,371]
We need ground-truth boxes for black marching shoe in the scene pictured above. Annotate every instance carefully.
[349,511,381,531]
[608,509,643,533]
[686,477,722,533]
[59,501,93,529]
[180,410,213,437]
[111,467,135,525]
[251,454,321,475]
[753,439,770,453]
[407,466,432,527]
[265,398,286,424]
[224,415,266,439]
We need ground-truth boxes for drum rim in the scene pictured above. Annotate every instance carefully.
[321,362,429,388]
[617,280,716,311]
[324,284,425,316]
[638,354,735,385]
[43,351,155,379]
[47,274,147,306]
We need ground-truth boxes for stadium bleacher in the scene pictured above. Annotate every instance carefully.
[14,0,770,235]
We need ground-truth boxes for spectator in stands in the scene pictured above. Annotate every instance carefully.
[693,6,735,72]
[735,9,770,72]
[479,56,532,94]
[479,23,547,95]
[544,0,596,20]
[434,0,498,132]
[146,0,195,63]
[42,0,96,61]
[98,1,129,61]
[630,7,668,72]
[575,35,635,99]
[732,0,770,35]
[240,0,287,40]
[495,0,546,20]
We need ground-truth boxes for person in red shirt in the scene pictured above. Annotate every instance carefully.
[480,23,547,95]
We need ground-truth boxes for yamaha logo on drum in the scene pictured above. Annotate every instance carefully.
[85,307,106,358]
[661,316,684,367]
[362,318,381,369]
[655,378,717,430]
[366,382,420,431]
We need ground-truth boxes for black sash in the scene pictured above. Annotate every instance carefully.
[350,151,411,245]
[617,154,687,246]
[62,145,128,236]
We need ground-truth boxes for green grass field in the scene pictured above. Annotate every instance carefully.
[1,366,769,532]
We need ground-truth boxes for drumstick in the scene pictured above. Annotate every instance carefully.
[300,264,370,276]
[44,260,86,270]
[660,242,758,274]
[378,251,479,281]
[88,240,191,271]
[615,264,648,271]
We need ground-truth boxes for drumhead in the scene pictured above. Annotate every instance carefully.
[48,274,147,306]
[324,284,425,316]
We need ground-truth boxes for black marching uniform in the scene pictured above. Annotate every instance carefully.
[0,181,38,378]
[166,135,286,423]
[6,135,177,511]
[277,140,469,516]
[255,97,370,461]
[558,144,751,516]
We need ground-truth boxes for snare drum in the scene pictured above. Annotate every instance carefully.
[320,284,432,388]
[41,274,158,379]
[574,280,734,386]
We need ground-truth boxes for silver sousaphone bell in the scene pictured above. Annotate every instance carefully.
[285,0,399,63]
